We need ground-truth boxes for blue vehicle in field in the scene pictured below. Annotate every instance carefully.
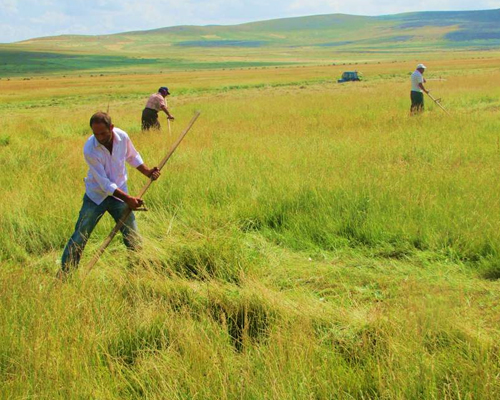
[338,71,361,83]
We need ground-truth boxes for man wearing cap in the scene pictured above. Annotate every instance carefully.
[410,64,429,114]
[58,111,161,279]
[142,87,175,130]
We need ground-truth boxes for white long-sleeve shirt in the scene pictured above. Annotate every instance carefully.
[83,127,144,205]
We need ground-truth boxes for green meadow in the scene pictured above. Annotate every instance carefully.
[1,55,500,398]
[2,9,500,77]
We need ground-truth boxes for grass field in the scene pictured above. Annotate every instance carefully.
[2,56,500,398]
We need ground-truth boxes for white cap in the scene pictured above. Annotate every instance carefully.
[417,63,427,69]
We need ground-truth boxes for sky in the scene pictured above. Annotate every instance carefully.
[0,0,499,43]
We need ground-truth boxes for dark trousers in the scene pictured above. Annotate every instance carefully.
[142,108,160,130]
[410,91,424,113]
[60,194,139,272]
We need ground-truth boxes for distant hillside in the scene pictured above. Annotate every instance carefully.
[1,9,499,76]
[17,9,500,50]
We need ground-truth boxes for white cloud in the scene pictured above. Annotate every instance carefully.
[485,0,500,7]
[0,0,499,42]
[0,23,40,42]
[0,0,18,14]
[289,0,341,13]
[28,11,72,25]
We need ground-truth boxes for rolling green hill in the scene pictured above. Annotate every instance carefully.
[1,9,499,76]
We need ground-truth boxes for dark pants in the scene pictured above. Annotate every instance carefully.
[142,108,160,130]
[60,194,139,272]
[410,91,424,113]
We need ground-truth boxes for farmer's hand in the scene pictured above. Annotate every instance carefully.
[126,196,144,210]
[168,115,175,120]
[148,167,161,181]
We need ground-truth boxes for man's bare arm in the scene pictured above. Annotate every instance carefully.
[160,104,174,120]
[112,188,143,210]
[110,165,160,210]
[419,82,429,94]
[136,164,161,180]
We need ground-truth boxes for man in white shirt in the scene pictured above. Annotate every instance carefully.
[59,112,160,276]
[410,64,429,114]
[141,86,175,130]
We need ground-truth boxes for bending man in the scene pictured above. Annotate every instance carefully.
[142,86,174,130]
[59,112,160,277]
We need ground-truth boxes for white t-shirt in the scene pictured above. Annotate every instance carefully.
[411,70,424,92]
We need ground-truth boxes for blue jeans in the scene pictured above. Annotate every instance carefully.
[61,194,140,272]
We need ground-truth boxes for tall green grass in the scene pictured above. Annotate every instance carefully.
[1,62,500,398]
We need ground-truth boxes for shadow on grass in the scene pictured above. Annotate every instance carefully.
[481,266,500,281]
[103,318,170,366]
